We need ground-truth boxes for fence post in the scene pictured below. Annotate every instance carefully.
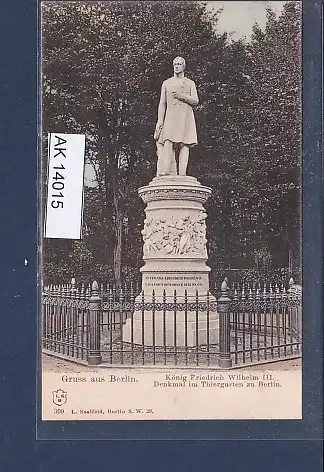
[218,277,232,369]
[70,278,77,357]
[88,280,102,365]
[288,277,302,340]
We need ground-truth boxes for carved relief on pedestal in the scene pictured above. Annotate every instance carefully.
[141,212,208,258]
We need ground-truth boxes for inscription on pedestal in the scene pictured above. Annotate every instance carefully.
[143,275,203,289]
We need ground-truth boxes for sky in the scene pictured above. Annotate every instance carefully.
[206,1,286,40]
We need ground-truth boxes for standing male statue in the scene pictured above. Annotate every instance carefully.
[154,57,199,176]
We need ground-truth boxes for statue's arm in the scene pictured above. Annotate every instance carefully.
[158,81,167,120]
[178,81,199,107]
[154,81,167,140]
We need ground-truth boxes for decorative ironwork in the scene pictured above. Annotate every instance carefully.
[43,295,90,310]
[229,296,301,312]
[101,300,218,312]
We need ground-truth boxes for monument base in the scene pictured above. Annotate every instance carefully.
[122,175,218,347]
[123,294,219,347]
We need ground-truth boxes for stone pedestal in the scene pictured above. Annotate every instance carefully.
[123,176,218,347]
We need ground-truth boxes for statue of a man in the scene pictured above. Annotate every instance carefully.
[154,57,199,176]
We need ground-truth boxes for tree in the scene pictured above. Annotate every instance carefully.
[244,2,302,266]
[202,2,302,270]
[41,1,232,281]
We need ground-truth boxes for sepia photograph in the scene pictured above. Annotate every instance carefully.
[40,0,302,422]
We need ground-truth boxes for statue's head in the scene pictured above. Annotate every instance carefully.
[173,56,186,74]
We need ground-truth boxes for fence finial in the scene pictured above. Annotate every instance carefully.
[221,277,228,291]
[71,277,76,296]
[91,280,99,296]
[289,277,295,287]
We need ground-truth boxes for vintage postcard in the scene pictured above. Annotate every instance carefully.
[40,0,302,423]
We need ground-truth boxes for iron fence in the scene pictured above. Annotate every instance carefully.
[42,278,302,368]
[228,282,301,366]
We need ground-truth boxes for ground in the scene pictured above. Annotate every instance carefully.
[42,353,301,373]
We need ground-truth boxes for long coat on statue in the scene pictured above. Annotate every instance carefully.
[156,76,199,147]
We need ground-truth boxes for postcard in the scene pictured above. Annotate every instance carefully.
[40,0,302,423]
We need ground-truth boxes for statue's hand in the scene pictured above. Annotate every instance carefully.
[172,91,181,100]
[172,91,186,101]
[154,122,163,140]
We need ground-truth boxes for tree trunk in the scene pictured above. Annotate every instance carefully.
[99,132,115,273]
[113,210,123,285]
[98,103,124,284]
[111,163,122,285]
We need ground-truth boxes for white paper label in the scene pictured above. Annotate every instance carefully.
[44,133,85,239]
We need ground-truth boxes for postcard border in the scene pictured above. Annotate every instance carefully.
[8,0,320,441]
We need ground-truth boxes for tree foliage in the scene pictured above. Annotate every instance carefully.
[41,1,302,284]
